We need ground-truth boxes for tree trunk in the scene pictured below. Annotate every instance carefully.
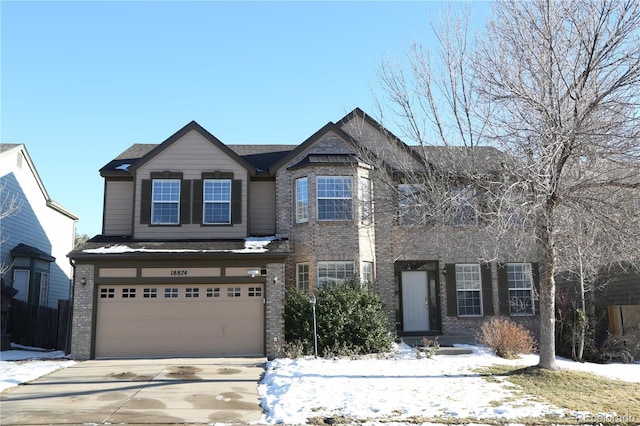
[538,219,558,370]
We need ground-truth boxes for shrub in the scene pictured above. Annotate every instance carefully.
[284,280,396,357]
[477,317,537,359]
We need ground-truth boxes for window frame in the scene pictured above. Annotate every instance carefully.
[296,262,310,291]
[359,177,372,223]
[151,178,181,225]
[506,263,535,315]
[455,263,483,317]
[295,177,309,223]
[317,176,353,221]
[203,178,232,225]
[361,261,374,283]
[318,261,355,286]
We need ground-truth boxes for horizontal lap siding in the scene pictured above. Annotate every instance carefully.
[133,130,248,239]
[103,180,133,236]
[249,181,276,235]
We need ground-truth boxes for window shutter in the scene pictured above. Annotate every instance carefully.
[531,263,540,314]
[140,179,151,224]
[231,180,242,224]
[192,179,203,224]
[180,179,191,224]
[481,263,494,316]
[445,264,457,316]
[497,263,510,316]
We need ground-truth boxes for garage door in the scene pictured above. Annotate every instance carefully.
[95,284,264,358]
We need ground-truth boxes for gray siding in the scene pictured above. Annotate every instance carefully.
[249,180,276,235]
[103,180,133,236]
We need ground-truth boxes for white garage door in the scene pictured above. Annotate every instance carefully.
[95,284,264,358]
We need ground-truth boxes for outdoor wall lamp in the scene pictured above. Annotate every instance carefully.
[247,269,261,278]
[80,277,87,285]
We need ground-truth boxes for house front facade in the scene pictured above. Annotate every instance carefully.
[69,109,541,360]
[1,144,78,309]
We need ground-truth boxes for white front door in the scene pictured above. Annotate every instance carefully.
[402,271,429,331]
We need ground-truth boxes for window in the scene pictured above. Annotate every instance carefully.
[206,287,220,298]
[100,288,115,299]
[164,288,179,298]
[203,179,231,224]
[296,177,309,223]
[152,179,180,224]
[122,288,136,298]
[248,287,262,297]
[318,261,355,286]
[455,264,482,316]
[359,177,372,222]
[507,263,534,315]
[12,270,30,303]
[451,187,477,226]
[296,263,309,291]
[37,272,49,306]
[185,287,200,298]
[362,261,374,283]
[143,288,158,298]
[317,176,352,220]
[398,184,424,226]
[227,287,241,297]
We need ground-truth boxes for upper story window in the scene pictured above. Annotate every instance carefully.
[507,263,534,315]
[361,261,374,283]
[203,179,231,224]
[152,179,180,225]
[451,187,478,226]
[398,184,425,226]
[317,176,352,221]
[318,261,355,286]
[455,264,483,316]
[359,177,372,223]
[296,177,309,223]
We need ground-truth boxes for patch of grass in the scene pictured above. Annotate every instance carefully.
[476,364,640,422]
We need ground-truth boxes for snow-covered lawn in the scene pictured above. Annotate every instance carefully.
[2,343,639,424]
[258,344,640,424]
[0,344,75,393]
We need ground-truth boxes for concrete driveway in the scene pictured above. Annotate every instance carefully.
[0,357,266,425]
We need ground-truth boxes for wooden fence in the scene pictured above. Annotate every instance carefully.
[6,299,70,351]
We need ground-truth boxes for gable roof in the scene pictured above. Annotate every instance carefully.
[1,144,79,220]
[128,120,257,175]
[270,122,360,172]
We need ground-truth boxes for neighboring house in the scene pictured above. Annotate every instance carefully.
[68,109,541,360]
[0,144,78,308]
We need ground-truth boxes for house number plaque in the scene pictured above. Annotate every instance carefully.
[141,267,221,278]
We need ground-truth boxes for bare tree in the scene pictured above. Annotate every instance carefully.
[370,0,640,370]
[0,180,23,278]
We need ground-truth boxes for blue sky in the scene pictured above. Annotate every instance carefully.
[1,1,490,237]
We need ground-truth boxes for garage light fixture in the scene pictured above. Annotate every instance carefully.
[247,269,261,278]
[80,277,87,285]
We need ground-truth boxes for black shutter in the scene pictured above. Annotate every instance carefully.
[445,264,457,316]
[140,179,151,224]
[231,180,242,224]
[192,179,203,224]
[481,263,494,316]
[532,263,540,314]
[180,179,191,224]
[497,263,510,316]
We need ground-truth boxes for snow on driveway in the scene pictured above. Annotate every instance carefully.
[258,344,640,424]
[0,345,75,393]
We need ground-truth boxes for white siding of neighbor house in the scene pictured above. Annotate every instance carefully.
[249,180,276,236]
[133,130,248,239]
[103,180,133,236]
[0,146,77,308]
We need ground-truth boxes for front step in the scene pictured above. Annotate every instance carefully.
[399,334,476,347]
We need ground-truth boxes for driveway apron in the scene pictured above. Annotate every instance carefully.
[0,357,266,425]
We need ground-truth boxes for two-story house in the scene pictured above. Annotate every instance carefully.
[69,109,541,360]
[1,144,78,308]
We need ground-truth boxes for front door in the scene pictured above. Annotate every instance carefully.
[402,271,429,331]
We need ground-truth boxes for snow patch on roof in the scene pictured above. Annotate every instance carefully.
[82,236,279,254]
[115,163,131,171]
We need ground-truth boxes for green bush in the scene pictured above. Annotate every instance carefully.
[284,280,396,357]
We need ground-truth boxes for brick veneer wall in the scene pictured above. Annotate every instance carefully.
[70,263,95,360]
[265,262,285,359]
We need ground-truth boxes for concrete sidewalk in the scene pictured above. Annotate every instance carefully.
[0,357,266,425]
